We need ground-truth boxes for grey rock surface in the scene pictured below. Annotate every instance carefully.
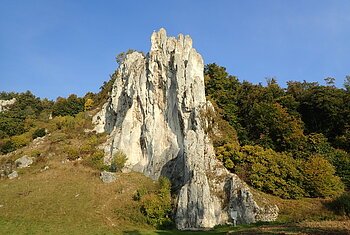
[8,171,18,179]
[15,155,34,168]
[94,28,278,229]
[100,171,117,183]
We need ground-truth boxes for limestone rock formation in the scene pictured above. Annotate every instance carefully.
[15,155,34,169]
[15,155,34,168]
[93,28,278,229]
[8,170,18,180]
[100,170,117,183]
[0,98,16,112]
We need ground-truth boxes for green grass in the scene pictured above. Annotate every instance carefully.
[0,159,157,234]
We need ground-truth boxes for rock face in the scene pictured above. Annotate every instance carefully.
[0,98,16,112]
[15,155,34,168]
[8,171,18,180]
[93,28,278,229]
[100,171,117,183]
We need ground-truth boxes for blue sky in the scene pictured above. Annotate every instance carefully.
[1,0,350,99]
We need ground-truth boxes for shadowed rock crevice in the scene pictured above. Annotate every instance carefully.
[93,28,278,230]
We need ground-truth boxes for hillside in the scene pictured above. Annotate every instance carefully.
[0,130,349,234]
[0,79,349,235]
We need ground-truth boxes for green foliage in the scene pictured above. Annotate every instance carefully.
[110,151,128,172]
[205,63,350,198]
[0,117,25,138]
[205,63,350,154]
[302,155,344,198]
[82,149,108,171]
[287,83,348,146]
[48,132,67,143]
[0,139,16,154]
[328,192,350,216]
[11,133,31,148]
[134,177,173,229]
[52,94,84,117]
[32,128,46,139]
[327,149,350,189]
[95,75,116,106]
[63,145,80,161]
[84,98,94,111]
[133,187,149,201]
[216,143,345,199]
[235,145,305,199]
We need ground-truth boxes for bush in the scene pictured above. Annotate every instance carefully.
[48,132,67,143]
[110,151,127,172]
[302,155,344,198]
[237,145,305,199]
[11,133,31,148]
[326,149,350,190]
[135,177,173,229]
[0,139,16,154]
[52,94,84,117]
[217,145,305,198]
[82,149,108,171]
[63,145,80,161]
[32,128,46,139]
[328,192,350,216]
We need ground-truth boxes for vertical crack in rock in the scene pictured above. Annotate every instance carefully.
[93,28,278,230]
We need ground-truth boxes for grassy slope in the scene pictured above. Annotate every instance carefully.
[0,160,157,234]
[0,119,349,234]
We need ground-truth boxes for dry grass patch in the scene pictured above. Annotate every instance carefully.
[0,160,157,234]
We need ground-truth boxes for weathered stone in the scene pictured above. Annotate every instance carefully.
[100,171,117,183]
[15,155,34,168]
[8,171,18,179]
[94,28,278,229]
[0,98,16,112]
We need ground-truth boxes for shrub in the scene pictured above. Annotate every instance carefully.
[11,133,31,148]
[82,149,108,171]
[0,139,16,154]
[53,116,75,131]
[219,145,305,199]
[239,145,305,199]
[48,132,67,143]
[325,149,350,190]
[52,94,84,117]
[302,155,344,198]
[32,128,46,139]
[63,145,80,161]
[328,192,350,216]
[110,151,127,172]
[133,187,149,201]
[135,177,173,229]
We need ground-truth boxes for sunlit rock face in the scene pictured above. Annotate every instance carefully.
[93,28,278,230]
[0,98,16,112]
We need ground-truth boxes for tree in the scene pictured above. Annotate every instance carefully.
[84,98,94,111]
[116,49,137,65]
[344,75,350,92]
[324,77,336,86]
[52,94,84,117]
[303,155,344,198]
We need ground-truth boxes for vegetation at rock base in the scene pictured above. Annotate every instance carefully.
[327,192,350,216]
[205,63,350,199]
[134,177,174,229]
[110,150,128,172]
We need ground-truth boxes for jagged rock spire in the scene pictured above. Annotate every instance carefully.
[93,28,278,229]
